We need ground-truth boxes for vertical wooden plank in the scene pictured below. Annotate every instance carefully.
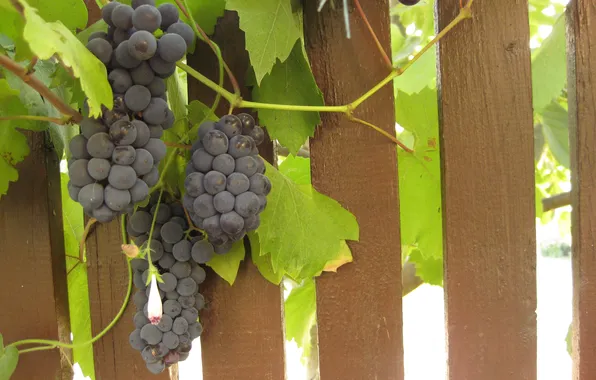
[567,1,596,378]
[303,1,404,379]
[0,132,71,380]
[187,11,285,380]
[436,2,537,379]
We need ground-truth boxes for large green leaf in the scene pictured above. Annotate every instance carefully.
[18,0,112,117]
[540,100,569,168]
[0,0,32,59]
[252,42,324,154]
[284,279,316,359]
[249,232,284,285]
[394,45,436,94]
[226,0,301,84]
[60,173,95,379]
[396,87,443,283]
[531,15,566,113]
[28,0,88,31]
[259,161,359,280]
[206,239,245,285]
[278,155,310,185]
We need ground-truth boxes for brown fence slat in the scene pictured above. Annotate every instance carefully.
[303,1,404,379]
[0,132,71,380]
[436,2,536,379]
[187,11,285,380]
[86,221,175,379]
[567,1,596,378]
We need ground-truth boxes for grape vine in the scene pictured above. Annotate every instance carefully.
[0,0,476,377]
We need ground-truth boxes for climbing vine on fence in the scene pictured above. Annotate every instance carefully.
[6,0,571,377]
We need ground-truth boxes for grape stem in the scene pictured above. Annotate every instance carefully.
[175,1,474,149]
[9,258,133,351]
[79,218,97,263]
[143,189,164,283]
[0,54,83,123]
[0,115,71,125]
[174,0,241,96]
[354,0,392,70]
[163,141,192,150]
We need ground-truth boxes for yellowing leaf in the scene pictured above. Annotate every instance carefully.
[322,240,352,273]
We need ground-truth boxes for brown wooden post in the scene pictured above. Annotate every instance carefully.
[303,1,404,379]
[567,1,596,378]
[187,11,285,380]
[436,1,537,379]
[0,132,71,380]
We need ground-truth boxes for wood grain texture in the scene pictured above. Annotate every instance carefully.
[187,11,285,380]
[304,1,404,379]
[86,220,174,380]
[436,2,537,379]
[0,132,71,380]
[566,1,596,378]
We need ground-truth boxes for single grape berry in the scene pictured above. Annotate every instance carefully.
[398,0,421,5]
[128,30,157,61]
[87,38,113,64]
[133,4,162,33]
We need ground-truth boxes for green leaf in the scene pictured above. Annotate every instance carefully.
[60,173,95,379]
[249,232,284,285]
[259,161,359,280]
[252,42,324,154]
[0,79,30,198]
[18,0,113,116]
[27,0,88,31]
[540,101,569,168]
[0,0,32,59]
[226,0,301,84]
[566,323,572,356]
[284,279,316,359]
[0,344,18,380]
[393,45,436,94]
[77,19,108,45]
[407,249,442,286]
[278,155,310,185]
[531,15,566,113]
[0,334,4,356]
[396,87,442,282]
[183,0,225,36]
[206,239,245,285]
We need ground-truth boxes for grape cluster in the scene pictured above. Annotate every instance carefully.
[67,0,195,222]
[182,114,270,254]
[127,195,209,374]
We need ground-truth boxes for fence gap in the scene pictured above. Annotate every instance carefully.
[566,1,596,378]
[187,11,286,380]
[436,1,537,379]
[303,0,404,379]
[0,132,72,379]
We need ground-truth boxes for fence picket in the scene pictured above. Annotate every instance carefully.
[187,11,286,380]
[566,1,596,378]
[436,1,537,379]
[0,132,71,379]
[303,1,404,379]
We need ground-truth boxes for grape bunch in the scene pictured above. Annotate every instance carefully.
[182,114,270,254]
[127,195,210,374]
[67,0,195,222]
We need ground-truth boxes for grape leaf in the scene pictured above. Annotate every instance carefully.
[77,19,108,44]
[249,232,284,285]
[226,0,301,84]
[60,173,95,380]
[182,0,225,36]
[0,79,31,198]
[396,87,443,283]
[0,344,18,380]
[252,42,324,154]
[17,0,113,117]
[531,14,566,113]
[259,161,358,280]
[206,239,245,285]
[394,45,436,94]
[322,240,352,273]
[0,334,3,356]
[407,249,442,285]
[278,155,310,185]
[284,279,316,360]
[540,100,569,168]
[27,0,88,31]
[0,0,32,60]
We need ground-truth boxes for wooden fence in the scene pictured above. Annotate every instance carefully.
[1,0,594,379]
